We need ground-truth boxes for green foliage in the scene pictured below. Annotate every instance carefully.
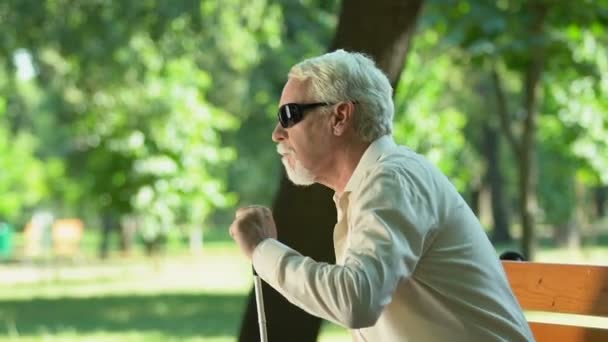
[0,0,340,235]
[422,0,608,228]
[1,0,606,236]
[394,29,480,191]
[0,99,47,221]
[217,0,337,212]
[0,1,253,235]
[536,17,608,223]
[544,27,608,185]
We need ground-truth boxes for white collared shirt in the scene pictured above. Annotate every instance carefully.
[253,135,534,341]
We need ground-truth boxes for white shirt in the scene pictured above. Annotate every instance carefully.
[253,135,534,341]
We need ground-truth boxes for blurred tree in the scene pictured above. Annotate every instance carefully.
[391,3,513,242]
[538,19,608,245]
[1,0,605,264]
[491,2,547,260]
[595,186,607,218]
[0,94,48,223]
[426,0,608,258]
[0,0,262,254]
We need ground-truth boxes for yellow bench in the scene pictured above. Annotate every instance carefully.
[502,260,608,342]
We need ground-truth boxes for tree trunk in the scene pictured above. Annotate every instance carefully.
[483,122,512,243]
[99,212,118,259]
[238,1,424,341]
[330,0,424,89]
[595,186,607,218]
[519,3,547,260]
[492,4,547,260]
[469,186,482,217]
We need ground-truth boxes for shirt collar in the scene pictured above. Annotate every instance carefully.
[335,135,396,200]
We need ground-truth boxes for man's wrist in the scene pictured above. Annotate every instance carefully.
[252,237,270,259]
[252,238,288,281]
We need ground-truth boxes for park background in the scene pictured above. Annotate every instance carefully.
[0,0,607,341]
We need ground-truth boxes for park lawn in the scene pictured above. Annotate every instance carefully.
[1,228,607,341]
[0,233,351,342]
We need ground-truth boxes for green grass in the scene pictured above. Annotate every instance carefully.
[0,229,352,342]
[1,228,607,341]
[1,293,244,341]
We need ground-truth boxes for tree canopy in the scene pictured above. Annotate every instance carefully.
[1,0,606,256]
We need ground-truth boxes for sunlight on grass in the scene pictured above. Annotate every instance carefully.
[0,240,253,341]
[535,247,608,265]
[0,246,252,300]
[525,312,608,329]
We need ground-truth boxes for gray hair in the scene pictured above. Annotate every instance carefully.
[288,49,394,142]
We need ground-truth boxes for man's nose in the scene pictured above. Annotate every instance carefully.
[272,123,286,143]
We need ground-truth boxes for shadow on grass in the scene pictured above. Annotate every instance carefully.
[0,292,245,338]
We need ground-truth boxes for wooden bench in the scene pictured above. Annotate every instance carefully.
[502,260,608,342]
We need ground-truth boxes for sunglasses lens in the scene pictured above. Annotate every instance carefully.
[278,104,301,128]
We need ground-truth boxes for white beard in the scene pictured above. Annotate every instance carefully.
[277,144,316,186]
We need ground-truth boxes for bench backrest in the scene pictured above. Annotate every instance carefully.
[502,261,608,342]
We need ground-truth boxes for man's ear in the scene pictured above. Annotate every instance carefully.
[331,102,355,136]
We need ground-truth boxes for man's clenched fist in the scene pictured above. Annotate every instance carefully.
[229,205,277,259]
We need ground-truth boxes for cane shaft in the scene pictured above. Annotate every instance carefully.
[254,275,268,342]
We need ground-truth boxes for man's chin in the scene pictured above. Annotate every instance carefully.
[282,163,315,186]
[282,154,297,169]
[287,177,315,187]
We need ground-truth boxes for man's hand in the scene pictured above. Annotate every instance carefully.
[229,205,278,260]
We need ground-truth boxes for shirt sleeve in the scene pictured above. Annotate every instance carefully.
[252,169,436,329]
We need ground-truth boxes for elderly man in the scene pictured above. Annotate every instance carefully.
[229,50,534,341]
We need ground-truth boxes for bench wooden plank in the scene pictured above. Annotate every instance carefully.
[502,261,608,316]
[529,322,608,342]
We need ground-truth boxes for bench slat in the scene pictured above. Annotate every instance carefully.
[502,261,608,316]
[529,322,608,342]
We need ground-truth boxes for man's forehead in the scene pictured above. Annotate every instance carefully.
[279,78,312,105]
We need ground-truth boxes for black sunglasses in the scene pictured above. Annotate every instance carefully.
[277,102,332,128]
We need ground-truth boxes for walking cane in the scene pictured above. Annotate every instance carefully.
[253,267,268,342]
